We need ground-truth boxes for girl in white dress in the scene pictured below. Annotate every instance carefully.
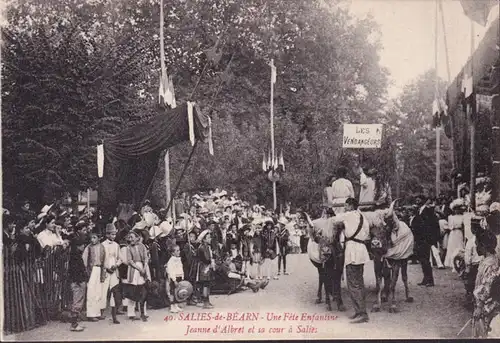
[444,202,465,269]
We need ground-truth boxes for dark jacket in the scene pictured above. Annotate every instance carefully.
[197,243,212,265]
[14,234,42,261]
[411,206,440,246]
[181,241,198,281]
[69,247,88,283]
[261,227,278,258]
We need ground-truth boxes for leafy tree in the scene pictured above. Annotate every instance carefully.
[2,0,390,211]
[381,69,453,200]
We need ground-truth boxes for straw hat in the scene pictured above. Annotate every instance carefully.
[490,202,500,213]
[450,198,465,210]
[197,229,211,243]
[278,217,288,225]
[128,230,140,239]
[175,281,194,302]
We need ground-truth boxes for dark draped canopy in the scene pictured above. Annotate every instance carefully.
[99,103,210,217]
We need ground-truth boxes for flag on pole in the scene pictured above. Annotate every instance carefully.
[459,0,496,27]
[462,72,474,98]
[279,150,285,171]
[97,144,104,178]
[208,117,214,156]
[169,78,177,109]
[270,59,277,84]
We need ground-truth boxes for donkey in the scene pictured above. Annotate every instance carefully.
[364,201,414,313]
[306,214,346,312]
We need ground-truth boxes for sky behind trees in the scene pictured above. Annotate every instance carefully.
[349,0,498,98]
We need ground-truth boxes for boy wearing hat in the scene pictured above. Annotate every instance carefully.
[182,231,199,306]
[68,237,88,332]
[100,223,122,324]
[166,245,185,313]
[239,225,253,278]
[197,230,215,309]
[261,220,278,280]
[276,218,291,276]
[82,232,106,322]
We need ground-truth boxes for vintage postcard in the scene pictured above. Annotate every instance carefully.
[2,0,500,340]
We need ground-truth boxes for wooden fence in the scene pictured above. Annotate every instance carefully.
[3,246,71,334]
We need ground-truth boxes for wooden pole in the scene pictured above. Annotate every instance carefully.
[396,148,401,199]
[492,4,500,203]
[270,59,277,211]
[434,0,441,198]
[165,151,172,218]
[438,0,456,191]
[492,95,500,202]
[469,20,476,211]
[87,188,91,218]
[436,126,441,197]
[159,0,173,218]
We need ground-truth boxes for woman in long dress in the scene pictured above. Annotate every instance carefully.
[444,203,465,269]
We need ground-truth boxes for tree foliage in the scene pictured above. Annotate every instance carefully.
[2,0,390,210]
[382,69,454,200]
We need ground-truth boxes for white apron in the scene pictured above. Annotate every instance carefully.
[100,241,121,309]
[86,266,103,318]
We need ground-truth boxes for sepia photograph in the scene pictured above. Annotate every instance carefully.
[1,0,500,340]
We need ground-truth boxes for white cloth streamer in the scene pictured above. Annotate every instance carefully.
[187,101,195,146]
[97,144,104,178]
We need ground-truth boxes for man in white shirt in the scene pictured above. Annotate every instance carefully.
[334,197,370,324]
[331,167,354,214]
[100,224,122,324]
[358,167,376,210]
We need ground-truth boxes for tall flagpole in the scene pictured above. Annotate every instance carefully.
[160,0,173,218]
[270,59,277,211]
[438,0,456,191]
[435,0,441,198]
[469,19,476,211]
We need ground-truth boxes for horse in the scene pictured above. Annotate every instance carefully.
[364,201,414,313]
[306,214,346,312]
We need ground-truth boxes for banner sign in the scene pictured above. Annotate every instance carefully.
[342,124,383,149]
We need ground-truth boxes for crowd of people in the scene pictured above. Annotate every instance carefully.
[2,189,311,332]
[320,165,500,335]
[390,190,500,337]
[3,164,500,337]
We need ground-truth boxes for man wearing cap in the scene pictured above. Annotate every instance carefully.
[100,223,122,324]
